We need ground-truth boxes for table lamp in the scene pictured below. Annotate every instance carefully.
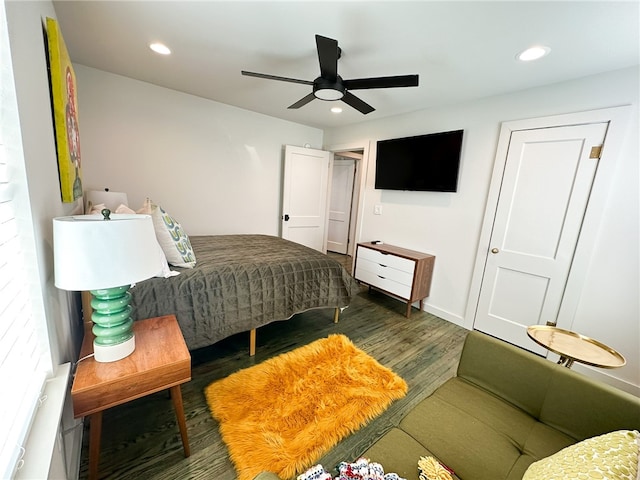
[53,211,161,362]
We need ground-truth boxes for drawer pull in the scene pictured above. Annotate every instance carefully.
[377,275,386,279]
[378,264,388,268]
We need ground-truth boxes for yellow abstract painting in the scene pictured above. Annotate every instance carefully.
[46,17,83,203]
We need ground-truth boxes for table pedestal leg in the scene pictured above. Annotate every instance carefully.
[170,385,191,457]
[557,356,575,368]
[88,411,102,480]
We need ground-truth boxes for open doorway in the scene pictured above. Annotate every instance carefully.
[325,145,367,260]
[327,151,360,254]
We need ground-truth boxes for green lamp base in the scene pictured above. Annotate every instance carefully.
[90,285,136,362]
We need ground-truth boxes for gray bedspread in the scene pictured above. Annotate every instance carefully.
[130,234,360,350]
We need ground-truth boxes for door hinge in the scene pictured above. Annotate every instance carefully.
[589,145,603,159]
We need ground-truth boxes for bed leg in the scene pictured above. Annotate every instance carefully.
[334,308,340,324]
[249,329,256,356]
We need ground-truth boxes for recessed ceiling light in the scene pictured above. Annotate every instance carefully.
[331,107,343,113]
[517,46,550,62]
[149,43,171,55]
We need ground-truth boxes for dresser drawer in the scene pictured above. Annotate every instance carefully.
[355,257,414,287]
[354,267,412,300]
[357,246,415,274]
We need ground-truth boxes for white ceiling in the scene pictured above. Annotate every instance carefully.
[52,1,639,130]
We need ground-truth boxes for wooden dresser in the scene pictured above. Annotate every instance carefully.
[354,242,435,317]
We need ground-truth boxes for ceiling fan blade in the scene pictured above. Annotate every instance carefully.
[341,92,375,114]
[343,74,419,90]
[315,35,339,80]
[241,70,313,86]
[288,93,316,109]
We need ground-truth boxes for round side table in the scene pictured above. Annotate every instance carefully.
[526,325,626,369]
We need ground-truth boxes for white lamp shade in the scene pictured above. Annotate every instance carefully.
[84,190,129,212]
[53,214,160,291]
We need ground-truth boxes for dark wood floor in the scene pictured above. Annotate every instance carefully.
[78,254,468,480]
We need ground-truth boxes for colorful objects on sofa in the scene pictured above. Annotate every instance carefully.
[417,456,453,480]
[296,457,406,480]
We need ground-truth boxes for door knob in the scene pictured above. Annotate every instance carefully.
[283,214,290,221]
[491,247,499,254]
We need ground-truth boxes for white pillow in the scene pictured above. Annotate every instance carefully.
[138,198,196,269]
[90,203,132,215]
[89,203,106,215]
[115,203,135,214]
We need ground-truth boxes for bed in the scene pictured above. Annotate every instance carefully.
[129,234,360,355]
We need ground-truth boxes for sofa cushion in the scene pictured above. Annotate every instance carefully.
[518,421,579,464]
[361,428,461,480]
[398,377,575,480]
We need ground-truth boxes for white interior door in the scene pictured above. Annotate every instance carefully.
[281,145,331,252]
[474,122,608,353]
[327,158,355,254]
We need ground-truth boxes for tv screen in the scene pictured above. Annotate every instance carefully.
[375,129,463,192]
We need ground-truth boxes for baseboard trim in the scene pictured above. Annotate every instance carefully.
[423,303,467,329]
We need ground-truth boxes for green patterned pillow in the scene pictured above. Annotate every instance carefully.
[523,430,639,480]
[138,198,196,269]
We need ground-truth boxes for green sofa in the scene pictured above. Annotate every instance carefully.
[254,330,640,480]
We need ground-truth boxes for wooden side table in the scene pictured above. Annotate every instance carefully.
[72,315,191,480]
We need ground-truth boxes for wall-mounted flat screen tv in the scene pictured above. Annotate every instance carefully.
[375,129,464,192]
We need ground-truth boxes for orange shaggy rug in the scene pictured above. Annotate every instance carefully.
[205,334,408,480]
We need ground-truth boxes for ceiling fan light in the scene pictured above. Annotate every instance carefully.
[314,88,344,101]
[313,78,345,101]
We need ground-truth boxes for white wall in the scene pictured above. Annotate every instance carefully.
[75,65,323,236]
[324,67,639,392]
[5,0,82,369]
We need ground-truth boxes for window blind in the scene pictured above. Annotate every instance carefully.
[0,136,48,480]
[0,4,50,476]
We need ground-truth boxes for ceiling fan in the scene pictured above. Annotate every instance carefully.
[241,34,419,114]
